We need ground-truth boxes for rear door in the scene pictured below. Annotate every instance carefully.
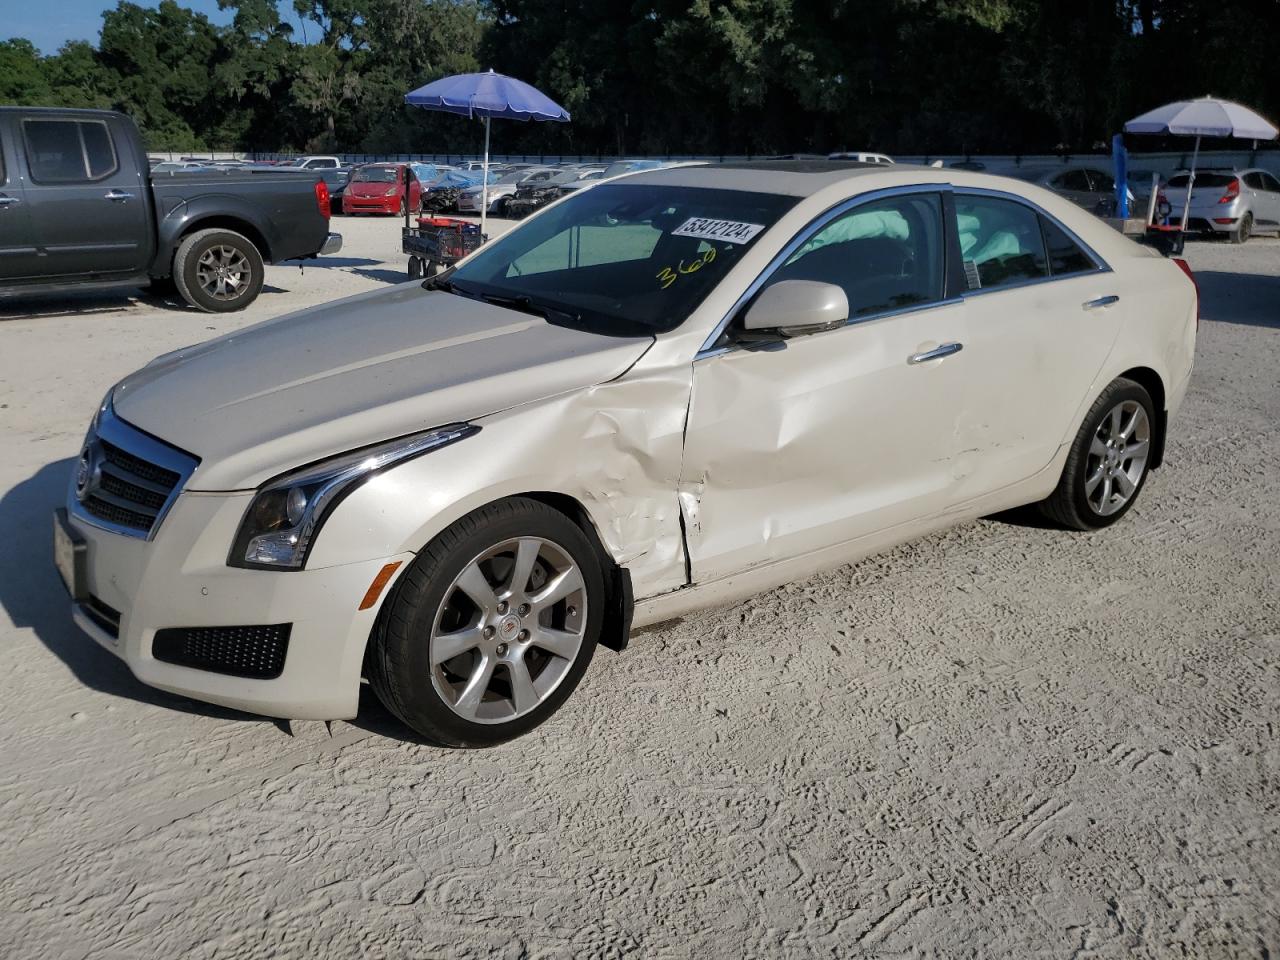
[1262,173,1280,227]
[20,114,150,278]
[951,191,1122,500]
[0,118,38,281]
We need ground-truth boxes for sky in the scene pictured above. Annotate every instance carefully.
[0,0,294,55]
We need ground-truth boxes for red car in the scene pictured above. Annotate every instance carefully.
[340,163,422,215]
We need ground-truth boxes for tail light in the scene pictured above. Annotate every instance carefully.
[1172,257,1199,330]
[1217,179,1240,204]
[314,180,331,219]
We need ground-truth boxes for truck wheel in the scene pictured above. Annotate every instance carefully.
[173,228,264,313]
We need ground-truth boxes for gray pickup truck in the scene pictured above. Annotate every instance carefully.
[0,107,341,312]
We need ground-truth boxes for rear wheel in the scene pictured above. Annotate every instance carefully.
[368,498,605,747]
[172,228,264,313]
[1231,212,1252,244]
[1038,378,1156,530]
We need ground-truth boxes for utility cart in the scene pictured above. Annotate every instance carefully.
[402,216,484,278]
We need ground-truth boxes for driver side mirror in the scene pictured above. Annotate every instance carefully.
[741,280,849,338]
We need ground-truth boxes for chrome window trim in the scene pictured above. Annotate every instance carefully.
[67,399,200,541]
[954,187,1112,302]
[696,182,1114,360]
[696,183,953,359]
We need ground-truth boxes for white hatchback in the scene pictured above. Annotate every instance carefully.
[57,162,1197,746]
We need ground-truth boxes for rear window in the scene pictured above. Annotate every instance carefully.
[1167,173,1236,188]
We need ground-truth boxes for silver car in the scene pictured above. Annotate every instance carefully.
[1012,166,1133,218]
[1163,168,1280,243]
[456,167,558,214]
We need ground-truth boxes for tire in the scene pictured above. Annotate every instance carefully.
[173,228,264,313]
[368,497,606,747]
[1037,377,1156,530]
[1232,212,1252,244]
[494,196,509,217]
[407,256,424,279]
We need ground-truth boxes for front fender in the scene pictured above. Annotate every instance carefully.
[304,371,693,602]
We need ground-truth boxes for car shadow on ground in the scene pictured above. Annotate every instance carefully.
[0,284,301,319]
[1194,271,1280,329]
[295,256,381,270]
[0,459,270,724]
[350,267,412,285]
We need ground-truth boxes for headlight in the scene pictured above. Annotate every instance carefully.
[384,187,399,197]
[229,423,478,570]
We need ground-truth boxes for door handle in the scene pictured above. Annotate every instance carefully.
[0,195,20,207]
[908,342,963,364]
[105,190,134,202]
[1082,295,1119,311]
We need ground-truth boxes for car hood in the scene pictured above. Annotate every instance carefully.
[112,284,653,490]
[347,181,399,197]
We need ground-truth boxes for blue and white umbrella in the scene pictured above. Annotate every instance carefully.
[1124,96,1278,230]
[406,70,570,233]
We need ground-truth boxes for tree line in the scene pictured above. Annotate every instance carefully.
[1,0,1276,157]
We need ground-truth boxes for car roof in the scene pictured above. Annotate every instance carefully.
[622,160,942,196]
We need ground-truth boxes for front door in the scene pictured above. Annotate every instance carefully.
[20,116,150,279]
[680,190,975,584]
[0,127,37,281]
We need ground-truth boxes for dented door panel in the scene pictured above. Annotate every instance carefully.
[679,301,974,584]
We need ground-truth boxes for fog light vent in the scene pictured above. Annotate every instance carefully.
[152,624,291,679]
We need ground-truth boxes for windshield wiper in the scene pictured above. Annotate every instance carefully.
[477,292,581,326]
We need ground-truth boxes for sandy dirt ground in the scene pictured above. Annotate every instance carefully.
[0,214,1277,959]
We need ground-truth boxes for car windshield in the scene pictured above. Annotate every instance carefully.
[548,169,585,184]
[354,166,400,183]
[1167,172,1236,188]
[447,183,797,337]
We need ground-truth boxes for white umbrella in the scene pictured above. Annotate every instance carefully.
[1124,96,1279,230]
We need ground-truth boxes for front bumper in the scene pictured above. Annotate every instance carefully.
[62,490,412,720]
[343,197,400,214]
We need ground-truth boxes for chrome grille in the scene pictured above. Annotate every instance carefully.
[70,401,199,540]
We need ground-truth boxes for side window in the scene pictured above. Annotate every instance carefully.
[765,193,945,319]
[23,119,117,183]
[1264,173,1280,193]
[81,122,117,179]
[1054,170,1091,192]
[1089,170,1116,193]
[1040,217,1096,276]
[1243,172,1264,190]
[955,195,1048,290]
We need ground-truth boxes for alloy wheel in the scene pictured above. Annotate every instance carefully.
[195,244,250,301]
[1084,400,1150,516]
[429,537,587,724]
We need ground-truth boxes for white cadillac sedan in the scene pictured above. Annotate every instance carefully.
[56,162,1197,746]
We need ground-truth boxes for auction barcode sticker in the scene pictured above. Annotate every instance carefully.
[671,217,766,244]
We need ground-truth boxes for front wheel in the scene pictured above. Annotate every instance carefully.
[1037,378,1155,530]
[367,498,605,747]
[173,228,265,313]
